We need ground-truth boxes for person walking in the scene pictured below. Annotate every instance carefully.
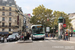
[65,32,68,41]
[24,32,27,41]
[1,36,4,43]
[27,32,30,40]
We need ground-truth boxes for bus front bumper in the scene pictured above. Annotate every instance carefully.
[33,36,45,39]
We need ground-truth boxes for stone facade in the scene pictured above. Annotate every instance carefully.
[0,0,23,34]
[68,13,75,29]
[24,14,32,32]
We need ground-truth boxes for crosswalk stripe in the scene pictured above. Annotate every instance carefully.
[50,40,56,42]
[68,41,75,43]
[44,40,49,42]
[39,41,43,42]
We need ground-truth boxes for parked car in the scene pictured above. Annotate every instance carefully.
[12,33,20,40]
[7,35,18,42]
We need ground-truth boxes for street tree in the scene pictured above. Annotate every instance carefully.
[30,5,53,27]
[53,11,72,29]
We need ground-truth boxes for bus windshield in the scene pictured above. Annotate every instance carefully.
[32,26,44,34]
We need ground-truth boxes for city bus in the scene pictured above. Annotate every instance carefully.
[31,25,45,40]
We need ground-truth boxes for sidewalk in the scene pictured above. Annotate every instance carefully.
[46,37,75,43]
[16,40,33,43]
[70,37,75,42]
[45,37,57,40]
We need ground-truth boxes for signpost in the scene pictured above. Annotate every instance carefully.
[63,24,66,28]
[46,27,50,32]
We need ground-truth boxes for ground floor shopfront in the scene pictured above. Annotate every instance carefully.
[0,32,18,37]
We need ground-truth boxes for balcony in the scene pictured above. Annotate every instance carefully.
[15,26,19,28]
[0,25,19,28]
[0,9,15,12]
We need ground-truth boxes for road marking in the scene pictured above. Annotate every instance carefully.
[50,40,56,42]
[68,41,75,43]
[44,40,49,42]
[39,41,44,42]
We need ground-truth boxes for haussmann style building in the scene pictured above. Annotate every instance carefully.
[0,0,24,36]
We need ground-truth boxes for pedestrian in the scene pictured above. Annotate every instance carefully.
[48,34,50,37]
[71,32,73,37]
[68,32,70,41]
[4,36,7,42]
[24,32,27,41]
[0,36,1,42]
[49,33,51,37]
[65,32,68,41]
[45,33,48,37]
[27,31,30,40]
[1,36,4,43]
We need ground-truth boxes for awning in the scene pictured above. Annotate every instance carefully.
[9,32,13,34]
[0,32,9,34]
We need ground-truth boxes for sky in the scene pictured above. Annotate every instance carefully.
[15,0,75,15]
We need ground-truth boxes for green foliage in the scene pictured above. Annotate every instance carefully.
[30,5,72,28]
[53,11,72,28]
[30,5,53,27]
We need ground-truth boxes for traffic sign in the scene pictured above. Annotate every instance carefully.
[63,24,66,27]
[46,27,50,32]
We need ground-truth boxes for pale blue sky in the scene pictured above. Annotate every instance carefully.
[15,0,75,15]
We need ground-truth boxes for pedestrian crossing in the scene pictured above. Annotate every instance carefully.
[33,40,75,44]
[0,40,75,45]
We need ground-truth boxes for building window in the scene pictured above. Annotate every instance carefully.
[9,17,11,21]
[2,17,5,21]
[9,23,11,27]
[9,8,11,11]
[9,28,11,31]
[2,28,4,31]
[3,7,5,10]
[9,12,11,16]
[2,12,5,16]
[2,23,4,27]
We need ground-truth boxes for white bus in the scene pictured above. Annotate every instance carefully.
[31,25,45,40]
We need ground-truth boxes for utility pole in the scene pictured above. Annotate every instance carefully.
[53,16,55,38]
[53,19,54,38]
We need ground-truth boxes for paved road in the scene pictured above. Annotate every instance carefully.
[0,38,75,50]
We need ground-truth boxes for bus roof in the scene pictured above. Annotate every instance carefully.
[31,24,42,29]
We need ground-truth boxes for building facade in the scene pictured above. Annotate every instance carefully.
[24,14,32,32]
[0,0,23,35]
[68,13,75,30]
